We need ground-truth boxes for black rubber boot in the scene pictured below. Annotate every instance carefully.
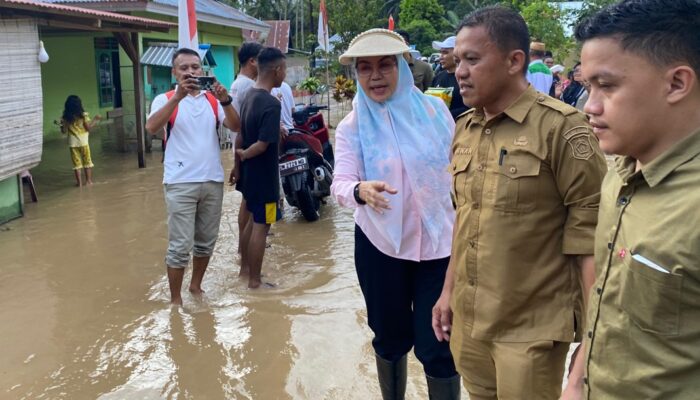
[426,374,461,400]
[375,354,407,400]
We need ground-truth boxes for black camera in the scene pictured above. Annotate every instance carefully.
[196,76,216,91]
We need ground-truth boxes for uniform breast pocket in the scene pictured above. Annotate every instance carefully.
[450,153,472,208]
[493,151,541,213]
[620,256,683,336]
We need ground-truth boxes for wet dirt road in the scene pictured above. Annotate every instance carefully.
[0,127,459,399]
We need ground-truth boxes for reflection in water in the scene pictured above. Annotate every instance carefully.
[0,126,454,399]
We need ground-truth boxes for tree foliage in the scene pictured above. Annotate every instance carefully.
[327,0,384,51]
[576,0,618,22]
[399,0,450,55]
[518,0,569,55]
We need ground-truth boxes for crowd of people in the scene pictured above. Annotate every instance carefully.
[143,0,699,399]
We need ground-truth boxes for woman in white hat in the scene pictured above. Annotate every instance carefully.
[330,29,460,399]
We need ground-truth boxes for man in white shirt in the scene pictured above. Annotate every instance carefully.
[271,81,295,131]
[146,48,240,305]
[526,41,554,94]
[230,42,263,116]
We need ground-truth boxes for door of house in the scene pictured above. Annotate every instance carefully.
[150,67,173,99]
[94,38,122,108]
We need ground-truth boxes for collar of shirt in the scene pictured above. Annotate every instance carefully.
[471,85,537,125]
[615,127,700,188]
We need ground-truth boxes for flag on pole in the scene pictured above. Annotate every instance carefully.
[178,0,199,50]
[388,14,395,31]
[317,0,329,51]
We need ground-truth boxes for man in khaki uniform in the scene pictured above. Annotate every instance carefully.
[431,6,607,399]
[397,30,434,91]
[561,1,700,399]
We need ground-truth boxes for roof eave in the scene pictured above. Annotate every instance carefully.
[144,2,268,32]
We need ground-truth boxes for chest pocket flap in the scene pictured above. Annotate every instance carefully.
[493,150,542,212]
[450,152,472,175]
[497,150,541,178]
[450,151,472,208]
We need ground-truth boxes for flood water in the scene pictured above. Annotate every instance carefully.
[0,120,464,399]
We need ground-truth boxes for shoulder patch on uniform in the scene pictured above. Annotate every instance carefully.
[538,96,578,116]
[456,108,475,120]
[563,125,594,160]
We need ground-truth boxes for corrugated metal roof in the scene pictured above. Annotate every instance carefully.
[40,0,268,31]
[140,42,216,67]
[243,20,289,53]
[0,0,175,28]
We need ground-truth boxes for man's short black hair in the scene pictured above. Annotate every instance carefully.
[396,29,410,45]
[238,42,263,67]
[544,50,553,58]
[457,5,530,73]
[257,47,286,72]
[575,0,700,74]
[172,47,200,66]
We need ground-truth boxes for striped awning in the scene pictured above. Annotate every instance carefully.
[140,43,217,67]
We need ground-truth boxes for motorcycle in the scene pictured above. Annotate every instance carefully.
[292,104,334,167]
[279,104,334,222]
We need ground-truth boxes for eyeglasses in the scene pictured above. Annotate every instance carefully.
[356,61,397,77]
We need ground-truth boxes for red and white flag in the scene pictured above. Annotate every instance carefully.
[388,14,395,31]
[178,0,199,50]
[317,0,329,51]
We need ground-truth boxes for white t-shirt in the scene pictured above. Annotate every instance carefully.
[271,82,295,130]
[526,60,554,95]
[149,92,226,184]
[230,74,256,115]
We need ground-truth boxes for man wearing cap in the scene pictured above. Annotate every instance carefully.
[431,35,469,120]
[527,41,554,94]
[431,6,607,399]
[396,30,434,92]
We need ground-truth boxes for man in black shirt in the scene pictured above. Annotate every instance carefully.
[234,47,286,289]
[431,35,469,120]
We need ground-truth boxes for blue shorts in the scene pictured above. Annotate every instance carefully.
[247,201,282,225]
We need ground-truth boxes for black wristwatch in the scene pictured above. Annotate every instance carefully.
[220,95,233,106]
[354,182,366,205]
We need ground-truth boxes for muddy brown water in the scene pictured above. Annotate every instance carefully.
[0,121,465,399]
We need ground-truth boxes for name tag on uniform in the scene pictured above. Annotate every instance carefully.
[455,147,472,155]
[632,253,669,274]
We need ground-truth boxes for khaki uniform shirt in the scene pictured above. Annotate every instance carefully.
[409,57,434,92]
[584,129,700,399]
[450,86,606,342]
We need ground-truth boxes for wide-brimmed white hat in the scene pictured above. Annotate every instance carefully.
[339,29,410,65]
[432,36,456,50]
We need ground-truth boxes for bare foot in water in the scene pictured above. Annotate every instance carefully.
[189,286,205,297]
[248,281,276,289]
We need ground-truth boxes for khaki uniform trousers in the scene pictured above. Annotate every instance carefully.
[450,313,569,400]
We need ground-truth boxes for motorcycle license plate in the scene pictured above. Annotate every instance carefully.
[279,157,309,176]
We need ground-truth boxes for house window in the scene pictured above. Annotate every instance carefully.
[94,38,121,108]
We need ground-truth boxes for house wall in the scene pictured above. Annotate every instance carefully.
[0,176,21,224]
[0,18,42,223]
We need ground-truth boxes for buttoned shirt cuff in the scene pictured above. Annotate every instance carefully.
[562,207,597,255]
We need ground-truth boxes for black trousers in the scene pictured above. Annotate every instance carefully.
[355,225,457,378]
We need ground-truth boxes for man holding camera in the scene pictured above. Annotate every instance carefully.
[146,47,241,305]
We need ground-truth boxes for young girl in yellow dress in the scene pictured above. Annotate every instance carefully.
[60,95,101,186]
